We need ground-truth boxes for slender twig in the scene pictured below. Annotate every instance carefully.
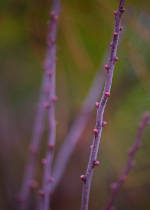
[103,112,150,210]
[19,73,49,210]
[38,0,61,210]
[80,1,126,210]
[19,0,61,209]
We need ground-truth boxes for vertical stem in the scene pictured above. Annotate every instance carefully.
[103,112,150,210]
[19,73,49,210]
[80,1,126,210]
[39,0,61,210]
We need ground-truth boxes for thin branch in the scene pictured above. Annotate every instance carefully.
[38,0,61,210]
[103,112,150,210]
[19,73,49,210]
[19,0,61,209]
[80,1,126,210]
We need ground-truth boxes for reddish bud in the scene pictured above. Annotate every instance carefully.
[113,11,118,15]
[95,102,99,108]
[50,11,58,21]
[48,143,55,150]
[102,121,107,127]
[80,174,86,182]
[44,102,50,109]
[105,92,110,97]
[93,128,98,135]
[114,56,119,62]
[41,158,47,165]
[30,180,38,190]
[120,26,123,31]
[114,32,118,37]
[47,71,52,77]
[128,148,134,156]
[48,177,54,183]
[39,190,45,197]
[90,144,93,150]
[110,182,117,190]
[104,64,110,70]
[52,96,58,102]
[93,160,100,167]
[120,175,127,182]
[110,42,113,47]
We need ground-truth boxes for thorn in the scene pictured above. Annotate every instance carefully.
[95,102,99,108]
[80,174,86,182]
[93,160,100,167]
[93,128,98,135]
[105,92,110,97]
[102,121,107,127]
[104,64,110,70]
[44,102,50,109]
[114,56,119,62]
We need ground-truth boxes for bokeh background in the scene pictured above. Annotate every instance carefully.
[0,0,150,210]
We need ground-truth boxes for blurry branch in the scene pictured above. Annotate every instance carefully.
[80,1,126,210]
[38,0,61,210]
[19,1,61,210]
[103,112,150,210]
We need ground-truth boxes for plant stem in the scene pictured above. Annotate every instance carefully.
[39,0,61,210]
[103,112,150,210]
[19,73,48,210]
[80,1,126,210]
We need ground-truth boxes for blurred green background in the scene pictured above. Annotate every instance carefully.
[0,0,150,210]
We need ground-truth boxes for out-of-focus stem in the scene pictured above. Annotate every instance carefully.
[19,73,48,210]
[80,1,126,210]
[103,112,150,210]
[39,0,61,210]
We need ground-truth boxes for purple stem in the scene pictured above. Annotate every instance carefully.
[19,0,61,209]
[103,112,150,210]
[39,0,61,210]
[19,73,49,210]
[80,1,126,210]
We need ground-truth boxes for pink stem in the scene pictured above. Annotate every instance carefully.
[80,1,126,210]
[103,112,150,210]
